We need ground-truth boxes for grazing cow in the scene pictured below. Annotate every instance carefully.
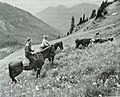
[96,32,99,35]
[93,39,107,43]
[93,38,114,44]
[107,37,114,42]
[75,38,92,48]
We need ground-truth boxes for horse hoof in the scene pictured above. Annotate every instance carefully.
[11,81,14,84]
[15,81,17,84]
[41,74,46,78]
[36,75,39,79]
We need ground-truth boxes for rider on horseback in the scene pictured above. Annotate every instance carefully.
[25,38,37,69]
[41,35,50,49]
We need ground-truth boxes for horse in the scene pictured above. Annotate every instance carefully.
[9,45,55,83]
[48,41,63,63]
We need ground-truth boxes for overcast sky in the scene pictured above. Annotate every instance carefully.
[0,0,112,15]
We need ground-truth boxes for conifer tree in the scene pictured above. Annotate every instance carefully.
[77,17,82,26]
[83,14,86,22]
[89,10,96,19]
[67,31,69,36]
[69,16,75,34]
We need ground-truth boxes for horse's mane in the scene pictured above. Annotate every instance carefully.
[40,45,52,53]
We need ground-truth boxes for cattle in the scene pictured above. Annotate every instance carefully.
[93,39,107,43]
[96,32,99,35]
[75,37,114,49]
[75,38,92,48]
[93,38,114,44]
[107,37,114,42]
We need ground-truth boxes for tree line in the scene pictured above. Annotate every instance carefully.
[67,0,117,36]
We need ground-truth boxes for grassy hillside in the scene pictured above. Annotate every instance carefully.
[0,2,61,48]
[36,3,98,33]
[0,2,62,59]
[1,1,120,97]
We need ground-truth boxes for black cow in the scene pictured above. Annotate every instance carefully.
[94,38,114,44]
[93,39,107,43]
[97,68,116,85]
[107,37,114,42]
[96,32,99,35]
[75,38,92,48]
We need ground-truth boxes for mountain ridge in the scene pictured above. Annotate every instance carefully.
[1,1,120,97]
[0,1,61,48]
[36,3,99,33]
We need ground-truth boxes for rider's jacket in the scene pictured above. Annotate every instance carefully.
[25,43,33,55]
[41,38,50,47]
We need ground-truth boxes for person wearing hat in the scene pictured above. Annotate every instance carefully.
[41,35,50,49]
[25,38,36,69]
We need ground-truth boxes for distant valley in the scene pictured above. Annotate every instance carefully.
[0,2,61,59]
[0,2,61,49]
[36,3,99,33]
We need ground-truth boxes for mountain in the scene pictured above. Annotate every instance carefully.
[1,1,120,97]
[36,3,99,33]
[0,2,61,48]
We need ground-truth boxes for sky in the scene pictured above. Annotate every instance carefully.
[0,0,112,15]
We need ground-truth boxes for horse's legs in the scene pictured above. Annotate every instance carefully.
[33,68,37,72]
[48,56,54,64]
[11,77,17,84]
[33,60,38,72]
[51,56,54,64]
[48,57,51,63]
[36,68,41,78]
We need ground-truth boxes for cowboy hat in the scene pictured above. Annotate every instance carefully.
[27,37,32,42]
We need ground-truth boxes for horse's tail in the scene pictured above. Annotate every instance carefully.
[20,61,23,69]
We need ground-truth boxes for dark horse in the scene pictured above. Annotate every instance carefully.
[9,45,55,83]
[48,41,63,63]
